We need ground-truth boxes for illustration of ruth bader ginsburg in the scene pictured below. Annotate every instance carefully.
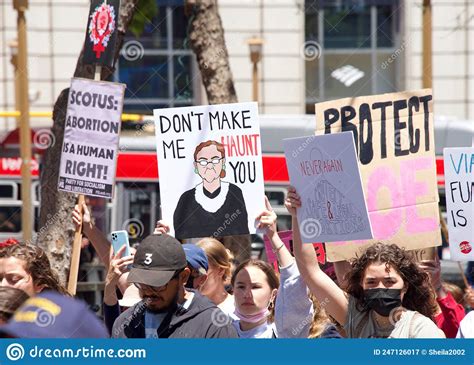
[173,140,249,239]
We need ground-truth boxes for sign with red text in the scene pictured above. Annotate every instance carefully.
[283,132,372,243]
[153,102,264,239]
[443,147,474,261]
[315,89,440,261]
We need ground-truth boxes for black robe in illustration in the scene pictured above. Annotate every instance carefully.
[173,181,249,239]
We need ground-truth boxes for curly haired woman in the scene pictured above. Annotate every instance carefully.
[286,186,445,338]
[0,243,67,296]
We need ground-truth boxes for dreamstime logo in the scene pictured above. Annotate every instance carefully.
[35,308,56,327]
[6,343,25,361]
[301,218,322,239]
[122,40,144,61]
[331,65,365,87]
[388,306,406,326]
[381,41,406,70]
[394,130,403,150]
[210,308,232,327]
[292,135,316,158]
[33,129,55,150]
[300,40,322,61]
[122,218,144,239]
[212,210,242,238]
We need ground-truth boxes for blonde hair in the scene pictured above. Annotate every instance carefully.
[197,238,232,280]
[308,294,337,338]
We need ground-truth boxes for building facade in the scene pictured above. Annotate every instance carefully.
[0,0,472,130]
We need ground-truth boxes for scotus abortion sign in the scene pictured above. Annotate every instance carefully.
[154,102,265,239]
[315,89,440,261]
[58,78,125,198]
[444,147,474,261]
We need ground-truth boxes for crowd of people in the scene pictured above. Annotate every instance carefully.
[0,187,473,339]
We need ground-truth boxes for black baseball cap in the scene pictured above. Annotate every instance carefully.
[127,234,187,288]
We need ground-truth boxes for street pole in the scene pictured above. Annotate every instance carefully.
[14,0,32,242]
[247,37,263,104]
[252,62,258,103]
[422,0,432,89]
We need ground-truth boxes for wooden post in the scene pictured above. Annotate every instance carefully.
[422,0,432,89]
[67,65,102,295]
[14,0,33,243]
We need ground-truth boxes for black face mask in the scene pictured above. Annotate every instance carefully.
[363,288,402,317]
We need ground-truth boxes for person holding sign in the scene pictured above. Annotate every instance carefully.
[230,197,315,338]
[173,140,249,239]
[285,186,445,338]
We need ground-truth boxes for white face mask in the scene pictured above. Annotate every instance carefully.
[234,306,270,323]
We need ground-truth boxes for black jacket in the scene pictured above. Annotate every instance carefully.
[173,183,249,239]
[111,290,238,338]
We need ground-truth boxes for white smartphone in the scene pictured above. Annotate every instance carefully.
[111,230,131,258]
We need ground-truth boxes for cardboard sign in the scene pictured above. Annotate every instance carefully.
[153,102,265,239]
[283,132,372,243]
[58,78,125,198]
[443,147,474,261]
[315,89,441,261]
[83,0,120,67]
[263,230,326,266]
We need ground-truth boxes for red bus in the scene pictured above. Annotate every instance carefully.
[0,115,471,243]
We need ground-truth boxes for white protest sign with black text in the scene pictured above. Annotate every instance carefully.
[443,147,474,261]
[154,102,265,239]
[284,132,373,243]
[58,78,125,199]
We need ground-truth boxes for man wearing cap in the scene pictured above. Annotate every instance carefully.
[112,234,237,338]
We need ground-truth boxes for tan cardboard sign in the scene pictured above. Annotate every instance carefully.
[315,89,441,262]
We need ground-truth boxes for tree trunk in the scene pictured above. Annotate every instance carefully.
[38,0,140,285]
[187,0,238,104]
[187,1,251,261]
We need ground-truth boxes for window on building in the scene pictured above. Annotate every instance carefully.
[305,0,401,113]
[117,1,199,114]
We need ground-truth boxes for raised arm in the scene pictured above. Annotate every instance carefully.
[256,196,293,268]
[72,202,112,269]
[286,186,349,326]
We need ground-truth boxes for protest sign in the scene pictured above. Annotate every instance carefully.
[264,230,325,266]
[443,147,474,261]
[153,102,265,239]
[315,89,440,262]
[83,0,120,67]
[283,132,372,243]
[58,78,125,199]
[263,230,335,279]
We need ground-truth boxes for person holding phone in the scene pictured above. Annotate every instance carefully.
[112,234,237,338]
[103,245,135,334]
